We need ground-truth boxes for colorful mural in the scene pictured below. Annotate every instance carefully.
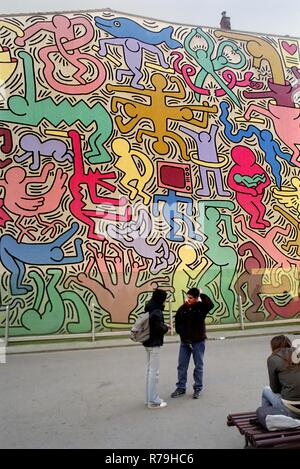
[0,9,299,338]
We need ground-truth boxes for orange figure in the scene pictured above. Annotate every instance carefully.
[107,73,217,160]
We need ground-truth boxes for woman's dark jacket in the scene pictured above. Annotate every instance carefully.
[175,294,214,343]
[143,299,168,347]
[268,347,300,401]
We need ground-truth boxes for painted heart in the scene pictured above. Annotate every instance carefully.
[281,41,297,55]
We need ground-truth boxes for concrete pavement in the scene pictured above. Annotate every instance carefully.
[1,327,300,449]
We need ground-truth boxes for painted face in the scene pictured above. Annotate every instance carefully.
[186,294,198,305]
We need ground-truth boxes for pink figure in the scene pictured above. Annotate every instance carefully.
[264,295,300,321]
[0,198,12,228]
[234,214,299,271]
[0,128,13,154]
[15,15,105,95]
[227,145,271,229]
[0,163,67,241]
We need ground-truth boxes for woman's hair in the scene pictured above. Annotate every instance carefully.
[270,335,292,352]
[270,335,300,369]
[152,289,167,307]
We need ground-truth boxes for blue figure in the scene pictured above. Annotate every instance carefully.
[94,17,182,48]
[0,222,83,295]
[220,101,294,188]
[95,16,181,89]
[153,189,202,242]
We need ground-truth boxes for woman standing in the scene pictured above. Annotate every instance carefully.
[143,289,169,409]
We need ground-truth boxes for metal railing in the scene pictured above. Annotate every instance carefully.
[0,305,9,347]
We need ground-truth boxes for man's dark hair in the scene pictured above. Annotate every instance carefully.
[187,288,200,299]
[152,289,167,306]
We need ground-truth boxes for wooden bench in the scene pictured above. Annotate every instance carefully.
[227,412,300,448]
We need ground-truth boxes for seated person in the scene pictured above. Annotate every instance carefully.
[256,335,300,427]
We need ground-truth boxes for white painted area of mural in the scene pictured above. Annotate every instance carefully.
[0,0,299,38]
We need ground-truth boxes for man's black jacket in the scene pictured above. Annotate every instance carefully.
[175,294,214,342]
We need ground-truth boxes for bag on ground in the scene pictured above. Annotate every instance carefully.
[130,312,150,343]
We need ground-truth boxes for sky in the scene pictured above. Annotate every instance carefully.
[0,0,299,38]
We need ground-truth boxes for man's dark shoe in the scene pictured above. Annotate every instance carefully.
[193,390,201,399]
[171,388,185,398]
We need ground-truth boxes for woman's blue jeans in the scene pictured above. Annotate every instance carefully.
[145,346,161,405]
[176,341,205,392]
[261,386,287,412]
[261,385,300,418]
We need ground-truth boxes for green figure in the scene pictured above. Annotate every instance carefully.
[197,200,238,323]
[0,51,113,164]
[184,27,246,107]
[5,268,92,336]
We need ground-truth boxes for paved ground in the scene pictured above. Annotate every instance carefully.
[1,328,300,449]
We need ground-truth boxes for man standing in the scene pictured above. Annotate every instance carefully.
[171,288,213,399]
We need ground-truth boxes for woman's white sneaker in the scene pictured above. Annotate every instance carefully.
[148,401,167,409]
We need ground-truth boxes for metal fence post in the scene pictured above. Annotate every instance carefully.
[168,298,173,335]
[0,305,9,363]
[0,304,9,352]
[91,303,95,342]
[5,305,9,346]
[238,294,244,330]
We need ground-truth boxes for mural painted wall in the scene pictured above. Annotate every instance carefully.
[0,9,299,338]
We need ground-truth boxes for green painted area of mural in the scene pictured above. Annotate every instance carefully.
[1,269,91,336]
[234,173,266,188]
[184,27,246,107]
[0,51,113,164]
[197,201,238,324]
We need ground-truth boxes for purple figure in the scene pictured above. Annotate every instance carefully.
[97,37,170,89]
[107,208,175,274]
[243,67,300,108]
[15,134,73,171]
[179,124,230,197]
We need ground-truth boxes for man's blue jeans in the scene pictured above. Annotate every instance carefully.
[176,341,205,392]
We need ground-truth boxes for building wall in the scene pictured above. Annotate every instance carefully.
[0,10,299,338]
